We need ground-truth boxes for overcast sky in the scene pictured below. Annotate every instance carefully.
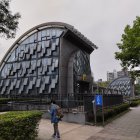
[0,0,140,81]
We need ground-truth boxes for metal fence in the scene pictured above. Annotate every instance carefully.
[0,86,125,114]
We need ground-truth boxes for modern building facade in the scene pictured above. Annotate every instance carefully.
[107,76,133,97]
[0,22,97,97]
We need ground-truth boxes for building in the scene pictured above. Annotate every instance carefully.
[107,69,129,81]
[0,22,97,97]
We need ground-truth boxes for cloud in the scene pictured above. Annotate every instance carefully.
[0,0,140,80]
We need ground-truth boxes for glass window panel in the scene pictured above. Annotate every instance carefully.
[42,41,45,48]
[37,44,42,52]
[52,29,56,37]
[51,43,56,51]
[38,31,42,41]
[48,66,52,74]
[38,67,43,75]
[15,80,20,88]
[56,30,63,37]
[30,46,34,55]
[46,40,50,48]
[28,81,33,89]
[52,47,59,56]
[48,86,51,93]
[56,75,58,82]
[36,78,41,88]
[18,67,23,77]
[48,58,52,65]
[29,34,35,43]
[5,79,10,86]
[53,59,58,68]
[39,88,43,94]
[7,51,16,62]
[51,63,55,71]
[0,80,3,87]
[42,30,46,37]
[1,86,6,94]
[55,38,59,46]
[51,79,55,88]
[25,46,30,54]
[45,76,50,84]
[13,79,17,86]
[46,29,50,37]
[37,60,41,67]
[46,48,51,56]
[32,77,36,85]
[24,78,28,85]
[26,54,30,60]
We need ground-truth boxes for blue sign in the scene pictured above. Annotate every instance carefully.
[95,95,103,106]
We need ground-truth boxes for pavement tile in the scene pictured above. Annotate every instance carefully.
[37,106,140,140]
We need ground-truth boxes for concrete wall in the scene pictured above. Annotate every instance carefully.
[43,112,86,124]
[59,38,78,95]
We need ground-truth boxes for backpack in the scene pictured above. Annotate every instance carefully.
[56,106,64,119]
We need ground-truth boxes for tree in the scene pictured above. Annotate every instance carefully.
[0,0,21,39]
[98,81,110,88]
[115,16,140,78]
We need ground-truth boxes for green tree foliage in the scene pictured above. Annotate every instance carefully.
[135,84,140,95]
[0,0,21,39]
[98,81,110,88]
[115,16,140,78]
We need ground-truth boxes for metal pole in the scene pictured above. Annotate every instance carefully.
[92,100,96,125]
[102,93,104,126]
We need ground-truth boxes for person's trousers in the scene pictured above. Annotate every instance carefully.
[53,123,60,137]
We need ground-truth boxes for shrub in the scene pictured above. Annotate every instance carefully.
[0,111,43,140]
[0,98,49,105]
[0,98,11,104]
[130,101,139,107]
[96,103,129,122]
[129,98,140,107]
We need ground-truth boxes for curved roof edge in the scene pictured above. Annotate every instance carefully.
[0,22,98,68]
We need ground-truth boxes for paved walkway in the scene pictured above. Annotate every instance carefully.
[37,106,140,140]
[37,119,103,140]
[88,106,140,140]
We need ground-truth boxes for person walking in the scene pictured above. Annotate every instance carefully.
[48,99,61,139]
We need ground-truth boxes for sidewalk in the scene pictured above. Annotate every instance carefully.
[37,106,140,140]
[88,106,140,140]
[37,119,103,140]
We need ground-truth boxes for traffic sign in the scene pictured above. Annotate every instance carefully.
[95,95,103,106]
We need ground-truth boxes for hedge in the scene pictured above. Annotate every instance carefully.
[130,100,140,107]
[97,103,130,122]
[0,98,49,105]
[0,111,43,140]
[0,98,12,104]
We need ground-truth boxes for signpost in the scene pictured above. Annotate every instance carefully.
[92,100,96,125]
[95,95,102,106]
[92,94,104,126]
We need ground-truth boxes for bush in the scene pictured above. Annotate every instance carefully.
[129,98,140,107]
[130,101,139,107]
[97,103,129,122]
[0,111,43,140]
[0,98,11,104]
[0,98,49,105]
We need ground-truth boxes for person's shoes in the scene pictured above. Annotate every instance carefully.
[52,134,56,138]
[57,135,60,139]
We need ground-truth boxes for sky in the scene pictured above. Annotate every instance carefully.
[0,0,140,81]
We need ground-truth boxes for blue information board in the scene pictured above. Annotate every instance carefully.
[95,95,103,106]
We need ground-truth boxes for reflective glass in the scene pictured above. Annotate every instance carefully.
[0,28,62,95]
